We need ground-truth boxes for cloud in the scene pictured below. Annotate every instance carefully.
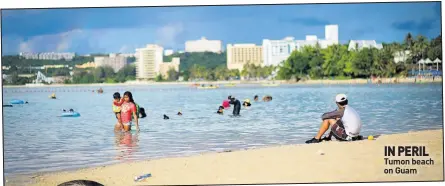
[14,29,85,54]
[155,23,186,49]
[281,17,331,26]
[392,18,436,33]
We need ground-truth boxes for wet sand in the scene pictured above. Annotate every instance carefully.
[7,129,443,186]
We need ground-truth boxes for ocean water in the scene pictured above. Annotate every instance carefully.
[2,83,443,175]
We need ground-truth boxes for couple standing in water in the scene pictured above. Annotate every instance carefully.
[113,91,140,132]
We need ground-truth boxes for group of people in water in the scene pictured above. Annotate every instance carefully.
[110,90,363,143]
[217,95,273,115]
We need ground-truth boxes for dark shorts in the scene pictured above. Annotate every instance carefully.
[331,120,349,141]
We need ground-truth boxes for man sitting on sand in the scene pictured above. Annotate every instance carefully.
[305,94,362,143]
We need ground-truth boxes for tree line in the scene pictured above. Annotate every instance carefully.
[277,33,442,81]
[2,33,441,85]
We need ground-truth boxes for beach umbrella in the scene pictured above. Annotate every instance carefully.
[424,58,433,71]
[434,58,442,71]
[418,59,425,74]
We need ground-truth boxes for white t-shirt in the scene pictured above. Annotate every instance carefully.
[341,105,362,137]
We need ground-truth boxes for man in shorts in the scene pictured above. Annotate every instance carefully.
[305,94,362,143]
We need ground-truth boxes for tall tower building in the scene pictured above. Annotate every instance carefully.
[325,25,339,44]
[135,44,163,79]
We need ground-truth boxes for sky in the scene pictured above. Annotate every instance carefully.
[1,2,442,55]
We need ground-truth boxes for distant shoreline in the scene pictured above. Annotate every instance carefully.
[2,77,442,88]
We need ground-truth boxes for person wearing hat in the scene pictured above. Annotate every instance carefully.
[305,94,362,144]
[243,99,251,107]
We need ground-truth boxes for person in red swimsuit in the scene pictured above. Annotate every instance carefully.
[120,91,140,132]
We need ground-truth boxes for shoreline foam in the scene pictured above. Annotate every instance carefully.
[7,129,444,186]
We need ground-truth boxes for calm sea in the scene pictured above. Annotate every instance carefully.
[2,83,443,175]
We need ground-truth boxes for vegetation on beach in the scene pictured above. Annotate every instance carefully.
[277,34,442,81]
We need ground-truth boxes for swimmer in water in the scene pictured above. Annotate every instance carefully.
[243,99,251,107]
[229,96,241,116]
[217,106,224,114]
[177,111,182,116]
[254,95,259,102]
[164,114,170,119]
[263,95,273,102]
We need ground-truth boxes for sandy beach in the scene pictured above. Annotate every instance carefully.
[8,129,443,186]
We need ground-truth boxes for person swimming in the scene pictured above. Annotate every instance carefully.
[254,95,259,102]
[62,108,75,112]
[177,111,183,116]
[217,106,224,114]
[263,95,273,102]
[243,99,251,107]
[138,107,147,118]
[164,114,170,119]
[229,96,241,116]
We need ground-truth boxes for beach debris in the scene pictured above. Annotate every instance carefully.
[223,149,232,153]
[317,150,325,155]
[134,173,151,182]
[368,135,374,140]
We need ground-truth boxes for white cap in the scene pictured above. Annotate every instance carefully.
[335,94,347,103]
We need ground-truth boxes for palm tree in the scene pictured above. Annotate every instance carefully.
[404,33,414,50]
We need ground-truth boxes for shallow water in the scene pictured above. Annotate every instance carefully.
[2,83,443,175]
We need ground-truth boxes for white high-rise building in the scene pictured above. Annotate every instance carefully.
[135,44,163,79]
[185,37,222,53]
[262,25,340,66]
[262,37,296,66]
[325,25,339,44]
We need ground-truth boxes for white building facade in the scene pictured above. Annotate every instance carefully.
[20,52,75,61]
[348,40,383,51]
[185,37,222,53]
[94,53,129,72]
[135,44,164,79]
[262,25,339,66]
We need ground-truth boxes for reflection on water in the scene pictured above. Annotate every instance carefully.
[114,131,139,161]
[2,84,443,175]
